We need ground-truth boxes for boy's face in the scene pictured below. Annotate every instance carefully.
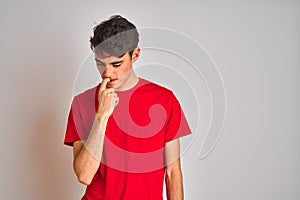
[94,48,140,90]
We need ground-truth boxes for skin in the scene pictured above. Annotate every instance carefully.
[95,49,140,91]
[72,47,184,199]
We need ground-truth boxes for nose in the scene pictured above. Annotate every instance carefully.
[103,64,114,78]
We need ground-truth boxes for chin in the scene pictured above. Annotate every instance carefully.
[106,84,116,89]
[107,83,119,89]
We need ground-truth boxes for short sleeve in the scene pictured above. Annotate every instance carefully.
[164,92,192,143]
[64,97,84,146]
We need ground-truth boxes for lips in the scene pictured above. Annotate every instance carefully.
[108,79,117,84]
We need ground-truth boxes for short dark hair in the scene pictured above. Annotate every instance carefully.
[89,15,139,58]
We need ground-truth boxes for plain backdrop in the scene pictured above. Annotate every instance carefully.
[0,0,299,199]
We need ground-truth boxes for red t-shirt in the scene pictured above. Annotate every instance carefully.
[64,78,191,200]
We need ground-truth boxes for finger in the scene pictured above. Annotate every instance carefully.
[103,88,115,96]
[99,78,110,92]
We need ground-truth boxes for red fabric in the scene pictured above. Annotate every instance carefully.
[64,78,191,200]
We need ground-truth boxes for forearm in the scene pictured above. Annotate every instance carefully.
[166,170,184,200]
[83,113,108,159]
[73,113,108,185]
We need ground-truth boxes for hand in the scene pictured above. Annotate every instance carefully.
[97,78,119,117]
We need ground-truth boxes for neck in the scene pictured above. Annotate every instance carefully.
[116,71,139,91]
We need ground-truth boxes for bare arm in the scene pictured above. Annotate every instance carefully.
[73,78,118,185]
[165,139,184,200]
[73,114,108,185]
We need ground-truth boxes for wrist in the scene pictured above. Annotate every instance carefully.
[95,112,109,123]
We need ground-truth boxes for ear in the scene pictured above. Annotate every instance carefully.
[131,48,140,63]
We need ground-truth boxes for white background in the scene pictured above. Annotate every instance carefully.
[0,0,299,199]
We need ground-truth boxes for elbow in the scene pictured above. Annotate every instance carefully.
[165,158,183,179]
[73,156,98,185]
[73,164,94,185]
[166,166,182,180]
[77,173,93,185]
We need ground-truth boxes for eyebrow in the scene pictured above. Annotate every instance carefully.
[95,58,124,65]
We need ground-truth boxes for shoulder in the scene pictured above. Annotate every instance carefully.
[73,84,99,105]
[137,78,173,98]
[138,79,184,111]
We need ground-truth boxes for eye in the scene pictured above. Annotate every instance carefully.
[113,63,121,67]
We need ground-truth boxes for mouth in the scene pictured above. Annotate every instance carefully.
[108,79,117,84]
